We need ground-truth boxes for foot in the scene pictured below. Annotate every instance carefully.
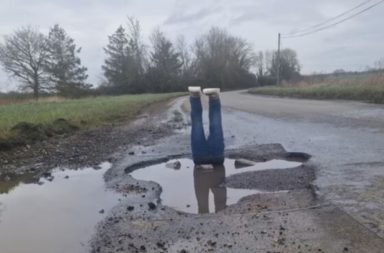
[203,88,220,98]
[188,86,201,97]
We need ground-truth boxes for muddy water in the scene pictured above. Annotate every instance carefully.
[0,162,120,253]
[130,158,301,214]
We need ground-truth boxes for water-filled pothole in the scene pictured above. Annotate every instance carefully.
[0,162,120,253]
[130,158,301,214]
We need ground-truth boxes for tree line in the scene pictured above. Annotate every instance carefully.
[0,25,89,99]
[0,17,301,99]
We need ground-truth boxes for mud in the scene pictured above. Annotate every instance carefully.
[90,96,384,252]
[0,119,79,151]
[0,99,177,175]
[91,140,384,253]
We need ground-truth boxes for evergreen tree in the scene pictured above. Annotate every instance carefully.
[102,26,129,91]
[148,29,182,92]
[102,18,146,94]
[45,24,89,97]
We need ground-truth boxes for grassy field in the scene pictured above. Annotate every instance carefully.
[0,93,181,141]
[249,72,384,104]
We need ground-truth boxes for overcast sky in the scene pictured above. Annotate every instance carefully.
[1,0,383,92]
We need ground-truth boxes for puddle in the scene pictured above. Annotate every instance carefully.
[130,158,301,214]
[0,162,120,253]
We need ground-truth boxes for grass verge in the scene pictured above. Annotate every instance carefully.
[249,73,384,104]
[0,93,182,149]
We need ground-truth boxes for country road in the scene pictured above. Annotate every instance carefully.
[220,90,384,238]
[2,91,384,253]
[91,92,384,252]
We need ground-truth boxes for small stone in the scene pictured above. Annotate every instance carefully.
[165,160,181,170]
[156,242,165,248]
[127,206,134,211]
[99,209,105,214]
[128,151,135,155]
[64,175,69,179]
[148,202,156,210]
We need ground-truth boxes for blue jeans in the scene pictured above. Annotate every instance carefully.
[190,96,224,165]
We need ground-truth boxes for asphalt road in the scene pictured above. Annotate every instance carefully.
[91,93,384,252]
[220,90,384,238]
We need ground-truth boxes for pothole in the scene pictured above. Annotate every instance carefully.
[0,162,121,253]
[130,158,303,214]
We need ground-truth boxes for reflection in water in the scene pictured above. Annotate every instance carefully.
[0,173,37,194]
[194,165,226,214]
[0,162,120,253]
[131,158,301,214]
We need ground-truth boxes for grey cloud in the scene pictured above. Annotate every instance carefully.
[164,8,216,25]
[1,0,383,91]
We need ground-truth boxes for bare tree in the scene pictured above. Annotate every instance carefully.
[269,48,300,82]
[193,27,256,89]
[176,36,192,76]
[126,16,147,87]
[176,35,196,87]
[0,27,49,100]
[255,51,265,77]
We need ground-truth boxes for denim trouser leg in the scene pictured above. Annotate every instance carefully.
[190,96,209,164]
[207,98,225,165]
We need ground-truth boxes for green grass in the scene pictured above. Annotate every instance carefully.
[0,93,181,139]
[249,74,384,104]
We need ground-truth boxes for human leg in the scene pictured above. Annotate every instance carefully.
[190,95,209,164]
[194,166,210,214]
[206,96,225,165]
[210,165,227,212]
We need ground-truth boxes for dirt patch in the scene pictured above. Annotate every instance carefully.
[0,119,79,151]
[0,99,177,175]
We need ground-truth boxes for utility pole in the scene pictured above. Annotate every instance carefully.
[276,33,281,85]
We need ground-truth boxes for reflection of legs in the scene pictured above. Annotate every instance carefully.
[194,167,209,214]
[190,96,208,164]
[194,165,226,214]
[212,186,227,213]
[211,165,226,212]
[207,97,224,165]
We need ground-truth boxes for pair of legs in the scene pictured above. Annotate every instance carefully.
[194,165,226,214]
[190,93,225,165]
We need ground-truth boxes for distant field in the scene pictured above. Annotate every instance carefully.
[0,93,181,141]
[249,72,384,104]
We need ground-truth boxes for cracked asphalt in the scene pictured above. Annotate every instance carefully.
[91,92,384,253]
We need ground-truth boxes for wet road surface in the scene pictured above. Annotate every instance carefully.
[90,93,384,252]
[219,91,384,238]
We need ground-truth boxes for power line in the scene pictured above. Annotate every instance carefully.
[284,0,376,36]
[282,0,384,38]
